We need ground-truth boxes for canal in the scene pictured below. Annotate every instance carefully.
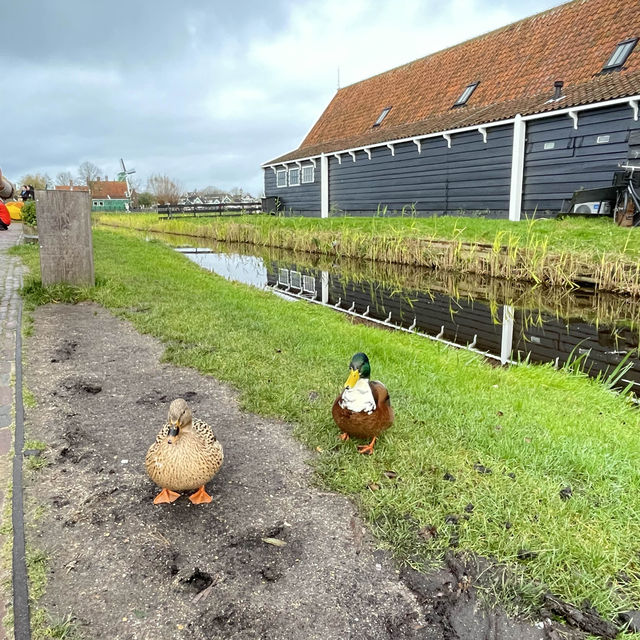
[165,237,640,394]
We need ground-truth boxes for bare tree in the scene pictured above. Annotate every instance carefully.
[55,171,74,186]
[77,161,102,185]
[147,174,182,205]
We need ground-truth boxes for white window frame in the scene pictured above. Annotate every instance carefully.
[301,165,315,184]
[288,167,300,187]
[276,169,287,188]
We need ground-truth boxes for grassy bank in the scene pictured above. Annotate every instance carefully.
[96,212,640,295]
[12,230,640,629]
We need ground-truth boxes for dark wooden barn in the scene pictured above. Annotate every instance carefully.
[263,0,640,220]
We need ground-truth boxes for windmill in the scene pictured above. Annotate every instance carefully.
[116,158,136,197]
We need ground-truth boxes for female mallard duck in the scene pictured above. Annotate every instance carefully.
[145,398,223,504]
[331,352,394,454]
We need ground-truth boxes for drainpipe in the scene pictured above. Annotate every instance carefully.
[508,114,526,221]
[320,153,329,218]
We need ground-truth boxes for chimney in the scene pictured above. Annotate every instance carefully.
[96,176,101,182]
[69,180,74,189]
[105,175,108,181]
[554,80,564,100]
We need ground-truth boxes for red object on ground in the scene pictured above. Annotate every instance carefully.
[0,202,11,227]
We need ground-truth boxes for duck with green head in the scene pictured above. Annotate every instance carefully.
[331,352,394,454]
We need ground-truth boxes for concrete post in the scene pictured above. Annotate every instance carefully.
[500,304,515,365]
[36,189,95,287]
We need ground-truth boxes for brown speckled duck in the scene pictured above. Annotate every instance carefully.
[145,398,223,504]
[332,352,394,454]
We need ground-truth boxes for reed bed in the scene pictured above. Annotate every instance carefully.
[96,213,640,295]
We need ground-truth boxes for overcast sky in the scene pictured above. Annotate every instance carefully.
[1,0,561,196]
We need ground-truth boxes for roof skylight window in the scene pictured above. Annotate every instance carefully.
[453,82,479,107]
[373,107,391,127]
[602,38,638,71]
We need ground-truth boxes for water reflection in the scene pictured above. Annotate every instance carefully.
[167,234,640,393]
[177,248,267,288]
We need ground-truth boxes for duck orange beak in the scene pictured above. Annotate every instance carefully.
[344,368,360,389]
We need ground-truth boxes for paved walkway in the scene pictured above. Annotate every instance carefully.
[0,221,25,638]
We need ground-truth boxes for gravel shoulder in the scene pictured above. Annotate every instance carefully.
[22,302,577,640]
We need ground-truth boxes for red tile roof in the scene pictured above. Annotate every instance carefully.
[54,184,89,192]
[268,0,640,164]
[89,180,128,199]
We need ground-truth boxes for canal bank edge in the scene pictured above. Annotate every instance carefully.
[97,219,640,296]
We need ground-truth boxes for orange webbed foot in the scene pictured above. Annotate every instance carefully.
[356,437,377,455]
[339,432,350,441]
[189,486,212,504]
[153,488,181,504]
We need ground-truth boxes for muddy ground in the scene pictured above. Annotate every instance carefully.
[22,302,581,640]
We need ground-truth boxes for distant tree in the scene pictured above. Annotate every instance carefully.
[20,173,50,190]
[136,191,155,207]
[77,161,102,186]
[199,185,228,198]
[147,174,182,205]
[229,186,245,198]
[55,171,74,186]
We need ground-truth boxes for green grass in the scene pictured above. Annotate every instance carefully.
[96,212,640,295]
[97,211,640,261]
[12,230,640,626]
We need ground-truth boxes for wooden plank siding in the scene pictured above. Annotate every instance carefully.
[522,104,640,214]
[328,125,513,217]
[263,166,321,216]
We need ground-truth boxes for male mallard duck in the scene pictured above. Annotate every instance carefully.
[145,398,223,504]
[331,352,394,454]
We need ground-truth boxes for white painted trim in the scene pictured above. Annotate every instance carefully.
[270,166,278,175]
[334,153,342,165]
[295,161,302,170]
[413,138,422,153]
[387,143,395,156]
[320,154,328,218]
[310,158,317,168]
[631,99,639,121]
[568,109,578,129]
[364,147,372,159]
[478,127,487,143]
[500,305,515,365]
[521,94,640,121]
[301,164,315,184]
[262,94,640,169]
[348,150,357,162]
[443,133,451,148]
[276,168,287,188]
[508,114,526,222]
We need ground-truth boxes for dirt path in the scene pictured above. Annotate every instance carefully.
[23,303,573,640]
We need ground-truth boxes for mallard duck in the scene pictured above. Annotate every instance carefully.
[331,352,394,454]
[145,398,223,504]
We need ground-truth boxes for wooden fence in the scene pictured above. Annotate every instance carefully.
[157,201,262,219]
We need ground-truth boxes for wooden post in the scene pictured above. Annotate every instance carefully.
[36,189,95,287]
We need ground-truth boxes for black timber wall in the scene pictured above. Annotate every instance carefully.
[523,104,640,214]
[328,124,513,217]
[263,166,321,215]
